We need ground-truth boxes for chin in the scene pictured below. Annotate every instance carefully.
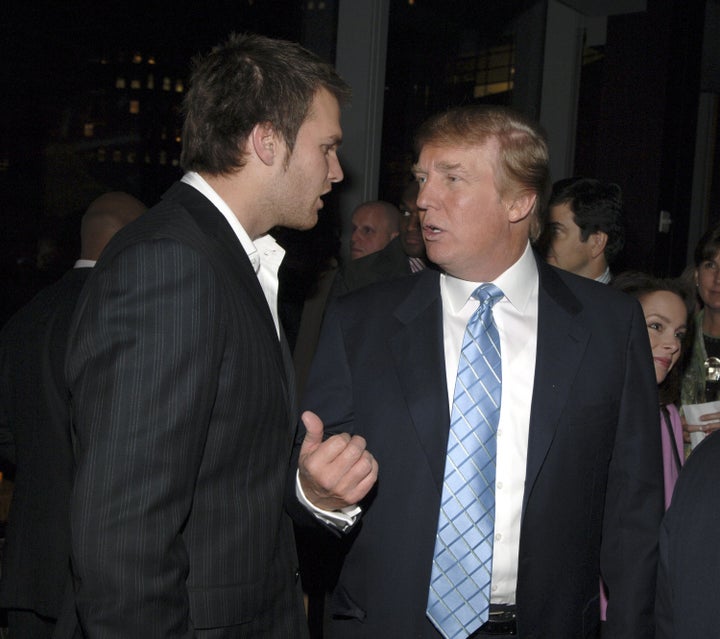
[426,247,445,266]
[296,213,319,231]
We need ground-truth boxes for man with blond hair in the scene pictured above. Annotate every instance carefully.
[293,105,661,639]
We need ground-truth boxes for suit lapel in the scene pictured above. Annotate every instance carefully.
[386,261,592,504]
[162,182,290,403]
[386,260,592,506]
[389,271,450,492]
[523,260,590,515]
[279,326,298,427]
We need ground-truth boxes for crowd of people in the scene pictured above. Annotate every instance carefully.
[0,30,717,639]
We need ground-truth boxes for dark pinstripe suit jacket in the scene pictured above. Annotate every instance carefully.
[65,182,307,638]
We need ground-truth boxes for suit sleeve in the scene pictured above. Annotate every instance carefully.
[288,299,358,532]
[601,301,664,639]
[66,239,221,638]
[654,514,673,639]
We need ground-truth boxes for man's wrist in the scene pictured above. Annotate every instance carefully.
[295,470,361,531]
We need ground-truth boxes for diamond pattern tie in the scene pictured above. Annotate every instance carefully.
[427,283,503,639]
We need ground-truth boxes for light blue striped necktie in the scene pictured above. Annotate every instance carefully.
[427,283,503,639]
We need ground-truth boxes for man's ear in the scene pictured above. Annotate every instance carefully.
[508,193,536,223]
[251,121,279,166]
[589,231,608,258]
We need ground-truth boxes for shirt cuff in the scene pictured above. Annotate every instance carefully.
[295,470,361,532]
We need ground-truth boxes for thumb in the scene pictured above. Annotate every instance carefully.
[300,410,325,454]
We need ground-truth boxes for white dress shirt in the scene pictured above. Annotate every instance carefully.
[181,171,285,339]
[596,267,612,284]
[74,259,96,269]
[298,242,539,594]
[440,242,538,604]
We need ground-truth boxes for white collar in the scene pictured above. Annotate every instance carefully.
[442,242,538,313]
[181,171,284,272]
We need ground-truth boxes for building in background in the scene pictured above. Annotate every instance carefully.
[1,0,718,304]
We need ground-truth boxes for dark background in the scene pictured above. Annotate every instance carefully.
[2,0,718,328]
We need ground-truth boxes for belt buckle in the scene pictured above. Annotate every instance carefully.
[474,608,518,636]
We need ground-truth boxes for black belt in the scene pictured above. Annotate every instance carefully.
[468,605,518,637]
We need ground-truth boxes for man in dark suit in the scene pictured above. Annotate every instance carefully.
[64,34,350,638]
[332,181,433,295]
[539,177,625,284]
[348,200,400,261]
[0,192,146,639]
[656,432,720,638]
[292,105,662,638]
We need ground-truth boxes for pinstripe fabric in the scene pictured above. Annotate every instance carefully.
[66,183,307,638]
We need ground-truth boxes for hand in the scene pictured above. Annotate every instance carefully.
[682,410,720,441]
[298,410,378,511]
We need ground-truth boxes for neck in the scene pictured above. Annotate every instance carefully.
[465,236,528,282]
[201,171,267,240]
[703,308,720,337]
[585,259,608,281]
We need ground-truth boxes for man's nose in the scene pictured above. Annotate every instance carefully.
[329,154,343,183]
[416,183,433,211]
[407,211,420,230]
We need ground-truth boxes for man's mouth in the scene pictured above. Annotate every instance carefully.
[423,224,442,236]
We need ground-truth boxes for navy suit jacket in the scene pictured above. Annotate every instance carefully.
[66,182,307,638]
[656,431,720,638]
[293,255,663,639]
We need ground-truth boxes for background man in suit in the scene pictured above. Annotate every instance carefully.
[656,432,720,638]
[65,33,350,638]
[292,105,662,638]
[539,177,625,283]
[349,200,400,260]
[0,191,146,639]
[398,180,429,269]
[332,181,433,295]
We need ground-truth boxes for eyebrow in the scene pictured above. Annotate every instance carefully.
[411,161,466,175]
[646,312,687,329]
[324,134,342,146]
[436,161,464,172]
